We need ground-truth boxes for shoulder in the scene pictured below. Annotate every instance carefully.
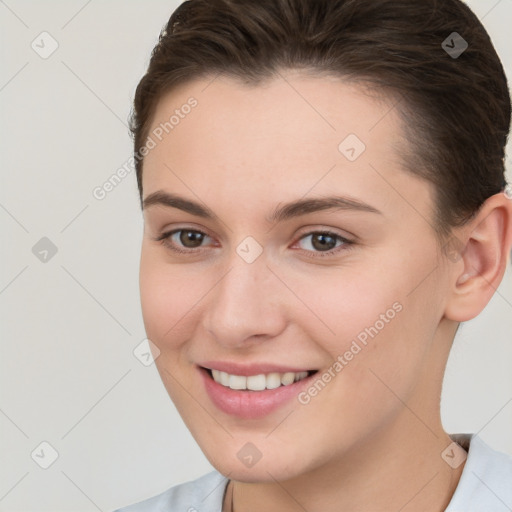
[447,433,512,511]
[112,470,228,512]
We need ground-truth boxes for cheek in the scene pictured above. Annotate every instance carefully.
[283,264,405,357]
[282,270,427,442]
[285,257,436,395]
[139,250,208,412]
[139,247,205,350]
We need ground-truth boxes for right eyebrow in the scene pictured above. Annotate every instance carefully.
[143,190,220,221]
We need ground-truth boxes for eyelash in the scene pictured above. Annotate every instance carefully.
[154,228,354,258]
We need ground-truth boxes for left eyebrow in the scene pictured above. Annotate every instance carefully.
[266,196,382,224]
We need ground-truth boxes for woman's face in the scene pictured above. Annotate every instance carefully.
[139,72,457,481]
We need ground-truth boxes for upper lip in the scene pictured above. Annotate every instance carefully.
[199,361,316,376]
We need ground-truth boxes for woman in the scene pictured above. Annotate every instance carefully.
[115,0,512,510]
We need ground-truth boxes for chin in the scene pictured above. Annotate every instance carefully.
[216,464,305,484]
[201,443,310,483]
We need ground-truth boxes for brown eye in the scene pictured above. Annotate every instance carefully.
[156,229,212,254]
[310,233,338,251]
[179,230,205,248]
[298,232,345,253]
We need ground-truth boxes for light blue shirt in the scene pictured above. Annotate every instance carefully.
[113,434,512,511]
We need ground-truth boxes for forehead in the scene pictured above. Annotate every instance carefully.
[142,72,433,225]
[146,72,401,160]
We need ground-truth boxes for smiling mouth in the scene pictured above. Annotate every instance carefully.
[203,367,318,391]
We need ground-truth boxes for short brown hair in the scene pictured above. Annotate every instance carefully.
[130,0,510,238]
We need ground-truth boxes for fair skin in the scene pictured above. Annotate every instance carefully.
[139,71,512,512]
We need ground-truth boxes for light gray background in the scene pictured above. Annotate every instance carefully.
[0,1,511,510]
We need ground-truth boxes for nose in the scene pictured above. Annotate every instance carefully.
[202,253,287,349]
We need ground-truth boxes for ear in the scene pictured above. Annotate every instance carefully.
[444,190,512,322]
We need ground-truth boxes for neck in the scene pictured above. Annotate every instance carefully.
[225,412,465,512]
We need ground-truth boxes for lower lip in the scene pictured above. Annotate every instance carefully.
[199,367,316,419]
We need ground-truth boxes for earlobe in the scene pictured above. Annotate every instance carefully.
[444,192,512,322]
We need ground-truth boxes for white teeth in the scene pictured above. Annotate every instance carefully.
[220,371,230,387]
[229,374,246,390]
[281,372,296,386]
[266,372,282,389]
[246,374,266,391]
[210,369,310,390]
